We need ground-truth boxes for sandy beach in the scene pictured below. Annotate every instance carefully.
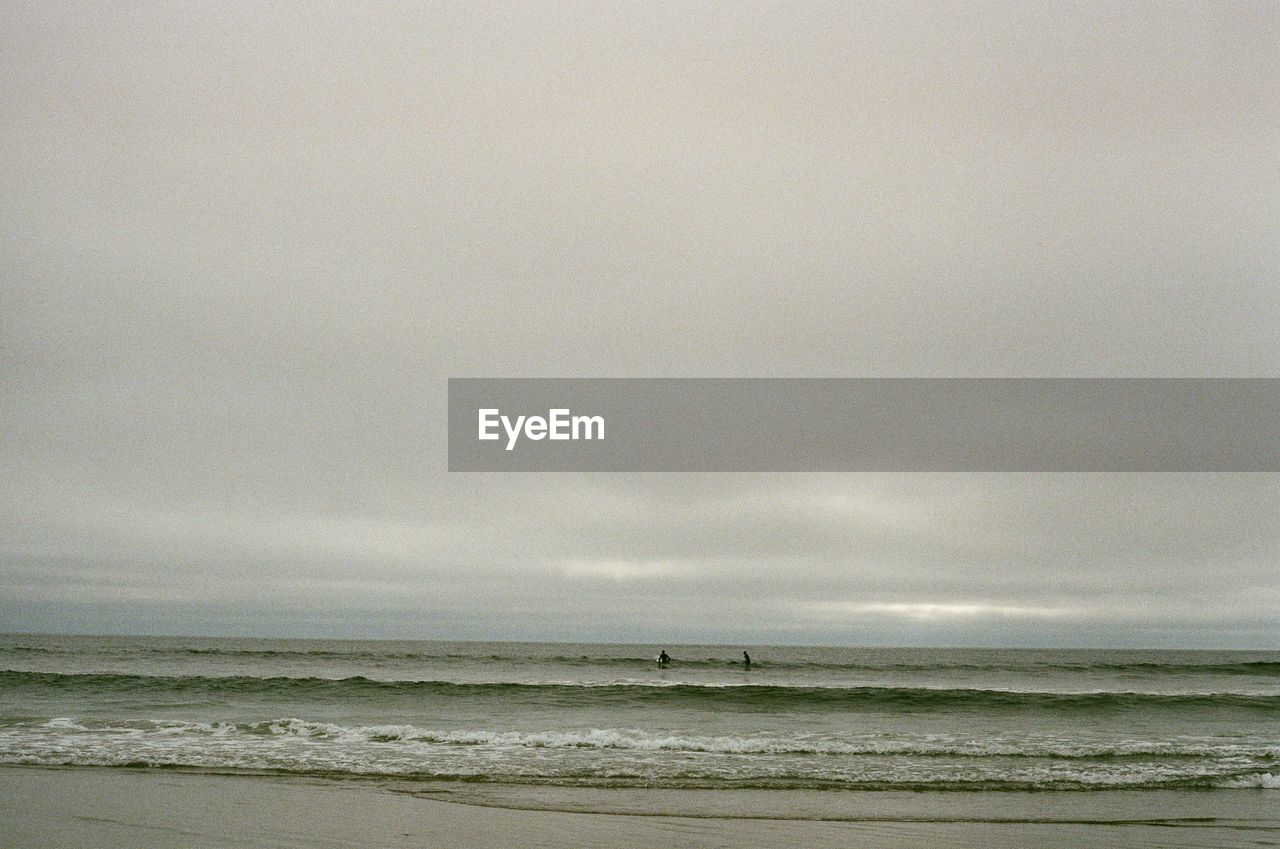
[2,765,1276,849]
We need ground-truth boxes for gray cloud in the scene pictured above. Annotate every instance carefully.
[1,2,1277,646]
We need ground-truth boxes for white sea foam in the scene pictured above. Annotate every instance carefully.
[23,717,1270,761]
[1222,772,1280,789]
[3,715,1277,791]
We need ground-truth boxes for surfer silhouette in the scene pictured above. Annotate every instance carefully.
[743,651,751,667]
[657,650,670,665]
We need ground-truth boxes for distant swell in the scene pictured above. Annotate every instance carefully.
[4,645,1278,676]
[2,670,1277,714]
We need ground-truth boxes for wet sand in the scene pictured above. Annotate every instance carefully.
[1,765,1275,848]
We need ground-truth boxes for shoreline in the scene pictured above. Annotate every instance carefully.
[2,764,1276,849]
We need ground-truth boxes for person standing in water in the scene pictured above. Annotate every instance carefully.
[742,651,751,667]
[658,650,670,665]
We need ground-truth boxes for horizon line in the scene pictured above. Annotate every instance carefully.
[2,630,1276,653]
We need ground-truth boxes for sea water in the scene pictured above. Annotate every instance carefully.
[1,635,1277,797]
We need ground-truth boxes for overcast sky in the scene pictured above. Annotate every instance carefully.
[2,2,1277,647]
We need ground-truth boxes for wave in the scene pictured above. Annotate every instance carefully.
[1225,772,1280,789]
[25,716,1278,761]
[4,644,1278,676]
[0,755,1273,793]
[4,714,1276,792]
[3,670,1278,714]
[5,711,1274,793]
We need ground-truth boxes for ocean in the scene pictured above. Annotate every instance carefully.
[2,635,1277,805]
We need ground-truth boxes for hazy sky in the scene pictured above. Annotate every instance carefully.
[2,2,1277,646]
